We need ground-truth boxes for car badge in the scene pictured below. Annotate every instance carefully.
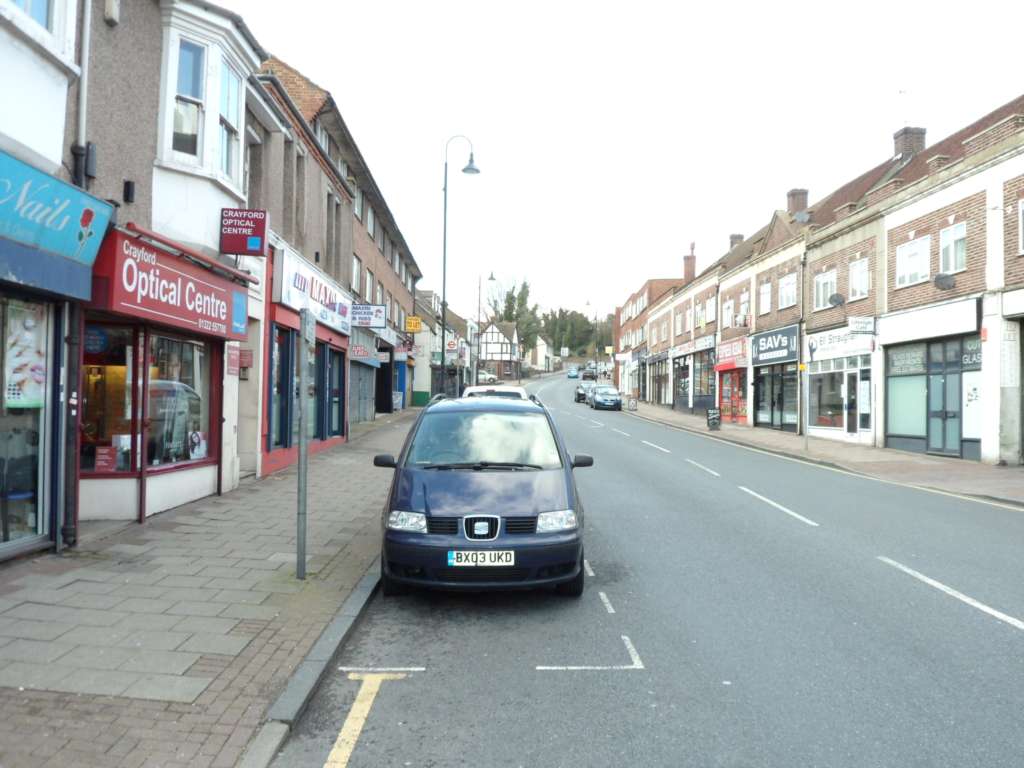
[474,521,489,536]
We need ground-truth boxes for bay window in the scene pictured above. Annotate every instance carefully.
[174,40,205,156]
[219,61,242,179]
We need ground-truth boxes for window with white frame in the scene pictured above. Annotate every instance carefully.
[722,299,734,328]
[778,273,797,309]
[739,290,749,320]
[354,188,363,220]
[173,39,205,156]
[813,269,837,311]
[706,296,716,323]
[366,269,374,302]
[650,325,657,345]
[686,304,693,330]
[661,320,668,340]
[12,0,50,28]
[219,61,241,179]
[939,222,967,274]
[367,206,376,238]
[376,283,384,306]
[849,258,870,300]
[352,255,361,296]
[674,313,682,336]
[759,281,771,314]
[313,118,328,150]
[895,235,931,288]
[695,301,705,327]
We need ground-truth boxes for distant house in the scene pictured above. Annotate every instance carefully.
[480,321,521,380]
[524,335,553,372]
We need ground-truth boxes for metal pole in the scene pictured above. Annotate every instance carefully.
[802,366,809,453]
[476,274,481,385]
[440,160,449,391]
[297,309,312,579]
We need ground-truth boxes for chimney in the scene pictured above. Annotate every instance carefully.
[786,188,808,215]
[683,241,696,283]
[729,234,744,249]
[894,126,926,157]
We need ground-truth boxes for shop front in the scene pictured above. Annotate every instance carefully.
[0,150,115,556]
[715,337,748,424]
[751,324,799,431]
[349,329,379,424]
[375,325,398,414]
[649,352,670,405]
[630,344,646,398]
[263,246,351,475]
[82,226,251,521]
[671,341,693,411]
[691,333,717,414]
[804,326,875,443]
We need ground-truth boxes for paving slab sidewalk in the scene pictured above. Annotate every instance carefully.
[0,410,416,768]
[632,402,1024,507]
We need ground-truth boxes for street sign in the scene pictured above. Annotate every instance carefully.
[561,346,569,357]
[220,208,268,256]
[847,316,875,334]
[405,315,423,333]
[604,345,613,355]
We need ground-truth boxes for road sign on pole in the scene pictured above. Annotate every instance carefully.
[296,308,315,579]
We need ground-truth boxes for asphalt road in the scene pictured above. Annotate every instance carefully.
[272,377,1024,768]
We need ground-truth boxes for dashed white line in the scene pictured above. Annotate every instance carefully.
[536,636,645,671]
[611,428,631,437]
[583,559,595,577]
[738,486,820,527]
[686,458,720,477]
[589,419,604,427]
[598,591,616,614]
[337,666,426,672]
[877,556,1024,632]
[641,440,670,453]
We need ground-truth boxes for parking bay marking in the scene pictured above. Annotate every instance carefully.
[323,672,407,768]
[686,458,720,477]
[641,440,671,453]
[583,559,595,577]
[536,635,645,671]
[738,486,820,527]
[877,556,1024,632]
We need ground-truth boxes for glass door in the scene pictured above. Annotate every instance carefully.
[846,371,858,434]
[771,369,783,428]
[926,340,962,456]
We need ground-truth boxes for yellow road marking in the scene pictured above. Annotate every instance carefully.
[324,672,406,768]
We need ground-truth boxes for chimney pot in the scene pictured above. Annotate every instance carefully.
[683,246,696,283]
[786,189,808,215]
[894,126,926,158]
[729,233,744,249]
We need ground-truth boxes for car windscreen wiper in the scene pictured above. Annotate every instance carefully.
[421,461,544,471]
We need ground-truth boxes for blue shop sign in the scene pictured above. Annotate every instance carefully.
[0,150,115,300]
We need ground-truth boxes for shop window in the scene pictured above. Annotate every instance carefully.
[813,270,837,311]
[81,325,135,472]
[219,61,242,179]
[147,335,210,467]
[328,349,344,436]
[692,350,716,397]
[849,258,870,300]
[778,273,797,309]
[759,281,771,314]
[810,372,844,427]
[859,368,872,430]
[270,325,291,448]
[939,222,967,274]
[886,343,927,437]
[896,235,930,288]
[174,39,205,156]
[1,299,50,544]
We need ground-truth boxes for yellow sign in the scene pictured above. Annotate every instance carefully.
[604,346,613,355]
[405,315,423,333]
[798,363,806,371]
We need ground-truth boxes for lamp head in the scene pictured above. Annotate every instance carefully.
[462,152,480,175]
[488,272,496,281]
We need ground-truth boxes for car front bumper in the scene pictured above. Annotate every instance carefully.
[593,400,621,410]
[383,530,582,590]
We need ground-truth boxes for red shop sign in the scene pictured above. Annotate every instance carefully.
[91,230,248,340]
[714,337,748,371]
[220,208,268,256]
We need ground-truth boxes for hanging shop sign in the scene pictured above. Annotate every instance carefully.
[751,324,799,366]
[405,315,423,333]
[219,208,268,256]
[847,316,875,335]
[377,326,398,346]
[352,303,386,329]
[91,230,248,340]
[805,327,874,362]
[0,149,115,300]
[274,248,352,336]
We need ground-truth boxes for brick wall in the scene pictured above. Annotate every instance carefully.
[1004,174,1024,289]
[805,237,875,331]
[963,115,1024,158]
[754,256,801,331]
[886,191,986,312]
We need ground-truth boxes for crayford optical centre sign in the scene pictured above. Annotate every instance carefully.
[91,230,248,340]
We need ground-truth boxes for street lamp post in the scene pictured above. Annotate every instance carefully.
[440,136,479,394]
[476,271,495,385]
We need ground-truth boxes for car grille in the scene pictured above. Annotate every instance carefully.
[426,518,459,535]
[504,517,537,534]
[435,567,530,582]
[464,516,498,540]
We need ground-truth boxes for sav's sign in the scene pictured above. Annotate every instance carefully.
[274,249,352,335]
[0,150,115,300]
[91,230,248,340]
[220,209,267,256]
[751,324,799,366]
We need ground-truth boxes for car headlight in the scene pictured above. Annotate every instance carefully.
[536,509,578,533]
[387,510,427,533]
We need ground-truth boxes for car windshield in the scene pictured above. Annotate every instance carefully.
[407,410,562,469]
[595,386,618,395]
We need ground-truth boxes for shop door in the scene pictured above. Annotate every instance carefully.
[771,370,783,428]
[927,340,961,456]
[846,372,858,434]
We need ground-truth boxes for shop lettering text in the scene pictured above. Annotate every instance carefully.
[120,239,228,323]
[291,271,348,316]
[0,178,74,232]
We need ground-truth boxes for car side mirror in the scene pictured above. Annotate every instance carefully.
[572,454,594,469]
[373,454,397,468]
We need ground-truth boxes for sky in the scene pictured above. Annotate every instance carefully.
[221,0,1024,321]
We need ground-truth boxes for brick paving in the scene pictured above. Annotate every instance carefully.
[633,402,1024,505]
[0,411,415,768]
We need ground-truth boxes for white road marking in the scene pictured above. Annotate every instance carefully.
[337,666,426,673]
[738,486,820,527]
[611,428,631,437]
[598,591,616,614]
[686,458,720,477]
[641,440,671,453]
[583,559,595,577]
[877,556,1024,632]
[536,635,645,671]
[589,419,604,427]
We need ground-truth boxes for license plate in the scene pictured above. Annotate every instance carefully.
[447,550,515,567]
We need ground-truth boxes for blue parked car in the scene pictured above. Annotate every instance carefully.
[373,396,593,596]
[589,384,622,411]
[567,367,579,378]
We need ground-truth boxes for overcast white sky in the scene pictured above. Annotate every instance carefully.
[222,0,1023,320]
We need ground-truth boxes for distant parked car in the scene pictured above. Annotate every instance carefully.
[462,385,528,400]
[479,371,498,384]
[574,381,592,403]
[567,367,579,379]
[581,368,596,381]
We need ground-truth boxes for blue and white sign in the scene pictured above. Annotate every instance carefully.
[0,150,115,299]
